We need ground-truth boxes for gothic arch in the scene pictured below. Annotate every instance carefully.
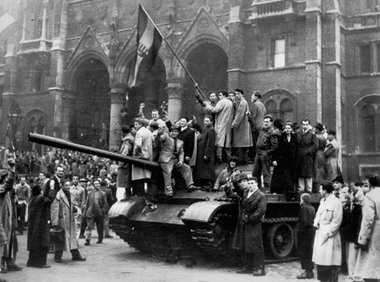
[65,50,110,91]
[173,35,228,79]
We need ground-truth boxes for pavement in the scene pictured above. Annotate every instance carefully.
[1,231,349,282]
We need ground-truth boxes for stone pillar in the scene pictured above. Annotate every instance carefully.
[322,3,342,166]
[227,6,246,90]
[166,79,184,122]
[304,0,322,123]
[109,87,126,151]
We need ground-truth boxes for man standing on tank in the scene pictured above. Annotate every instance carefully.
[252,115,278,191]
[233,176,267,276]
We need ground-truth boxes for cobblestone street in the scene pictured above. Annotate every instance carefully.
[1,231,349,282]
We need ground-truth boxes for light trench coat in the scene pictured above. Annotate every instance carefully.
[51,189,77,251]
[354,187,380,279]
[312,193,343,266]
[132,126,153,181]
[205,97,234,148]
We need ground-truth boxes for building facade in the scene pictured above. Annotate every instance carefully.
[0,0,380,181]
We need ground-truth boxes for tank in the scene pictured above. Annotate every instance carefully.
[28,133,320,262]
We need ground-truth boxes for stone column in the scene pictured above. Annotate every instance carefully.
[304,0,322,123]
[227,6,246,90]
[166,79,184,122]
[109,87,126,151]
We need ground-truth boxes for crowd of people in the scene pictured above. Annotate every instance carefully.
[0,88,378,281]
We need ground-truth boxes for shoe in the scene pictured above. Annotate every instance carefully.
[96,240,102,244]
[85,240,90,246]
[34,265,51,268]
[236,268,253,274]
[72,255,86,261]
[6,264,22,271]
[105,235,113,238]
[297,271,314,279]
[187,185,201,192]
[54,258,63,263]
[253,266,265,276]
[79,234,85,239]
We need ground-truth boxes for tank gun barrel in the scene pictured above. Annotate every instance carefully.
[28,133,160,169]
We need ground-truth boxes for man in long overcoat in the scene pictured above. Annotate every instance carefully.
[194,116,216,189]
[248,91,266,159]
[0,158,21,272]
[204,90,234,162]
[232,89,253,164]
[233,176,267,276]
[354,175,380,280]
[50,171,86,263]
[27,184,57,268]
[296,119,318,193]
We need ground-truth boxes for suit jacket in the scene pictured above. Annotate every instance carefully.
[157,133,184,164]
[84,189,108,218]
[178,127,195,162]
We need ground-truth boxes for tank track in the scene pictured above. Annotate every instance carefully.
[110,215,201,262]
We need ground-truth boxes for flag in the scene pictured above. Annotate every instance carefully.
[128,6,162,88]
[0,13,16,34]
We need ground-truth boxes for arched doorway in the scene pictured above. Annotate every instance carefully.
[183,43,228,121]
[126,57,166,124]
[22,110,47,152]
[72,57,110,148]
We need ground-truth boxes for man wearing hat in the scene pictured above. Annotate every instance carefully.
[233,176,267,276]
[232,89,253,164]
[156,125,200,196]
[354,175,380,280]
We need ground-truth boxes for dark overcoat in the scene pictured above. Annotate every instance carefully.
[27,189,57,251]
[296,129,317,177]
[233,189,267,253]
[271,132,298,193]
[194,126,216,181]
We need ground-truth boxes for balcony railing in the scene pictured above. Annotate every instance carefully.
[249,0,295,20]
[348,12,380,29]
[18,39,53,55]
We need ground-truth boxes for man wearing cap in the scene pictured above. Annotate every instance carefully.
[233,176,267,276]
[156,125,200,196]
[353,175,380,280]
[332,175,344,198]
[232,89,253,164]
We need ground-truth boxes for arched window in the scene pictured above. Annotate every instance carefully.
[355,95,380,153]
[263,90,296,123]
[265,100,277,118]
[361,104,376,152]
[280,98,294,122]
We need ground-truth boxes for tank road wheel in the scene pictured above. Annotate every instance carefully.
[267,223,294,259]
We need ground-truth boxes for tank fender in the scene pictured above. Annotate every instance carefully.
[108,198,146,219]
[181,201,235,223]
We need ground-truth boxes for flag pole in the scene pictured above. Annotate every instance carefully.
[139,5,208,102]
